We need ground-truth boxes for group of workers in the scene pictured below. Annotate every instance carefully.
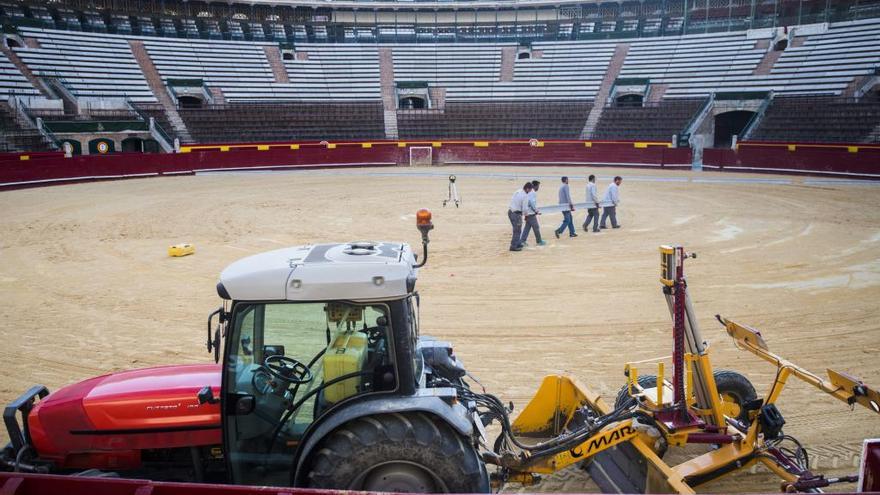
[507,175,623,252]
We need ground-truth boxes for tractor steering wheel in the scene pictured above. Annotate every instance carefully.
[263,355,314,385]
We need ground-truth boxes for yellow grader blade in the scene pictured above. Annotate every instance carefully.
[509,375,694,494]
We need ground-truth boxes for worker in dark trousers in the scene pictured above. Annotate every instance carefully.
[520,180,546,247]
[600,176,623,229]
[555,176,577,238]
[583,174,601,233]
[507,182,532,251]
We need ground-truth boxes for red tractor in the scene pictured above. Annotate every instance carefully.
[3,212,491,492]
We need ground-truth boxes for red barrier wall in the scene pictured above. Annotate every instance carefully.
[704,143,880,178]
[0,140,689,189]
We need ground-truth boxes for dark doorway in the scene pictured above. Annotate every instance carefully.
[282,52,294,60]
[121,137,144,152]
[398,96,427,110]
[773,38,788,51]
[178,95,203,109]
[6,38,20,48]
[143,139,160,153]
[615,93,644,106]
[714,110,756,148]
[517,51,531,60]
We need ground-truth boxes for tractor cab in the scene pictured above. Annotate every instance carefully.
[202,210,453,487]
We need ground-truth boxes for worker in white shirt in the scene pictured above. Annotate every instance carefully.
[554,176,577,238]
[520,180,546,247]
[507,182,533,252]
[600,176,623,229]
[582,174,601,233]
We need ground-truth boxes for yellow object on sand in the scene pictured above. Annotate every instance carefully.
[168,243,195,257]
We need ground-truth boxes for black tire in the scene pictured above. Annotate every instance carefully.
[614,375,657,410]
[306,412,490,493]
[713,369,757,425]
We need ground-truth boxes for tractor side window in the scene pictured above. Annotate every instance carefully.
[224,301,395,487]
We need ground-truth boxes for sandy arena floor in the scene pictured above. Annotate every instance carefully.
[0,166,878,492]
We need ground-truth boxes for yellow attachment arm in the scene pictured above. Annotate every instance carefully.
[719,316,880,414]
[517,419,640,474]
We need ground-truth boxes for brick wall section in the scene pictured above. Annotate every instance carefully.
[208,87,226,104]
[263,45,290,84]
[128,40,192,143]
[428,87,446,110]
[499,46,516,82]
[378,47,396,111]
[647,83,669,103]
[581,43,630,138]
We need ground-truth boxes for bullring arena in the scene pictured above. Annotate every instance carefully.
[1,165,878,492]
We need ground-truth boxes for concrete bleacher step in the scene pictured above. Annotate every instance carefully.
[581,43,630,139]
[129,39,192,144]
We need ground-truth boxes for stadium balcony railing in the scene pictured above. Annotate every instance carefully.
[3,0,880,44]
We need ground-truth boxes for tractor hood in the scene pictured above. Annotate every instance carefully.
[28,364,221,467]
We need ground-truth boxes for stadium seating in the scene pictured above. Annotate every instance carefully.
[13,27,156,102]
[0,13,878,148]
[750,96,880,143]
[620,18,880,97]
[283,45,382,101]
[0,49,40,100]
[397,101,593,139]
[592,99,705,140]
[177,102,385,143]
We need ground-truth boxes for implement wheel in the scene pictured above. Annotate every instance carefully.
[714,370,757,425]
[614,375,657,410]
[307,412,489,493]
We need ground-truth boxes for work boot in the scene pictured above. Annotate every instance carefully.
[554,230,560,239]
[537,240,547,246]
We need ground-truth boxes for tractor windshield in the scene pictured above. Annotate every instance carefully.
[224,301,394,486]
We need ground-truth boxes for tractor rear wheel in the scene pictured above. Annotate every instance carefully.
[713,370,757,425]
[306,412,489,493]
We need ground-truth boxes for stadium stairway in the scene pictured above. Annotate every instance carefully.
[129,39,192,143]
[581,43,630,139]
[0,43,51,97]
[499,47,516,82]
[379,47,398,139]
[753,37,806,75]
[262,46,290,84]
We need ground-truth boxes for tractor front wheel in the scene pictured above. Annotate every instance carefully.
[307,412,490,493]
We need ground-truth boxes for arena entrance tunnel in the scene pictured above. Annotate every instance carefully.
[714,110,756,148]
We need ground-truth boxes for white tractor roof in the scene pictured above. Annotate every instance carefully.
[219,241,418,302]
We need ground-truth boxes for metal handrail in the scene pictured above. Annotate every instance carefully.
[740,91,774,141]
[8,93,60,150]
[680,94,713,137]
[127,99,174,151]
